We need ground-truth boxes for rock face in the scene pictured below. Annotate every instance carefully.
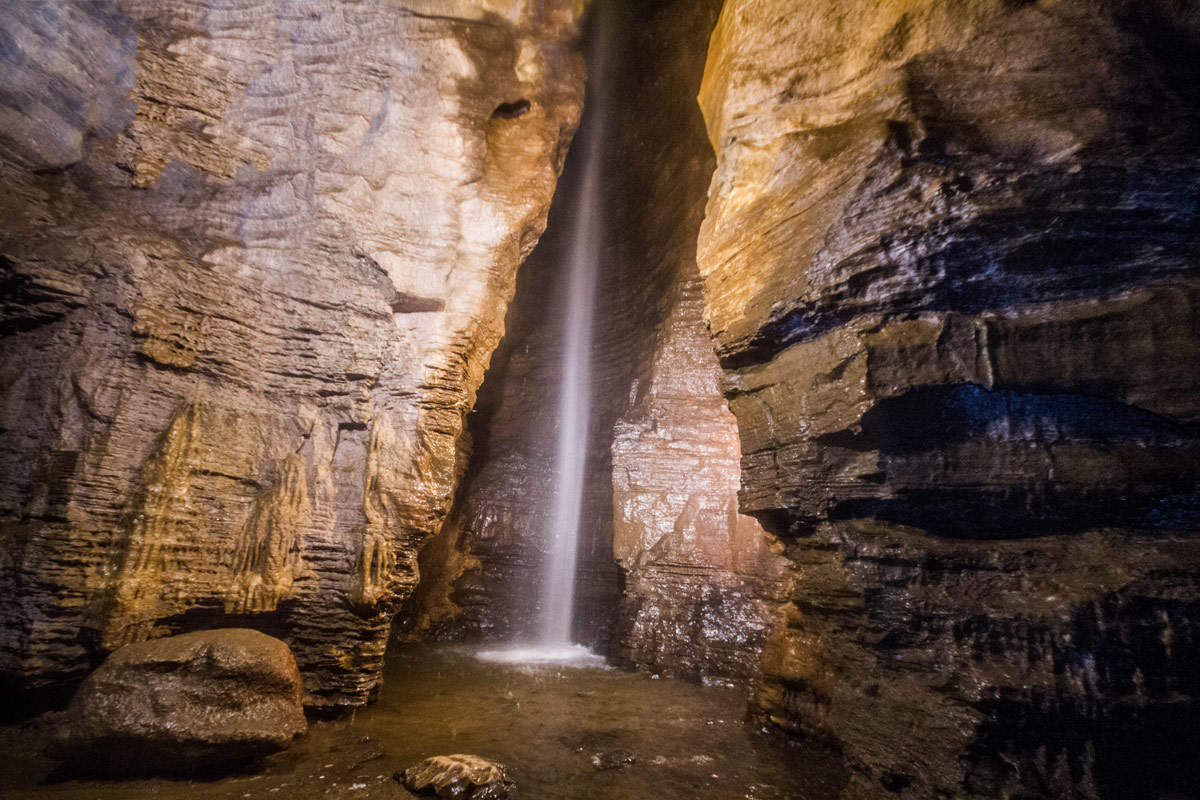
[401,52,625,645]
[697,0,1200,797]
[404,0,787,683]
[610,274,789,681]
[402,754,518,800]
[47,628,306,774]
[604,0,788,681]
[0,0,585,706]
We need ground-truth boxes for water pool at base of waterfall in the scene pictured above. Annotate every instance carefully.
[475,643,608,667]
[0,644,847,800]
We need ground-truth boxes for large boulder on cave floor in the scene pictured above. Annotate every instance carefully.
[46,629,307,775]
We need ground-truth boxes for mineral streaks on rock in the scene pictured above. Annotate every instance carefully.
[697,0,1200,796]
[0,0,585,707]
[225,451,311,616]
[98,401,207,652]
[47,628,307,775]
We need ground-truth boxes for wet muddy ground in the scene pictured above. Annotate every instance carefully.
[1,644,846,799]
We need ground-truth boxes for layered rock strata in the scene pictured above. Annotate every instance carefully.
[698,0,1200,796]
[611,275,790,680]
[0,0,585,707]
[407,0,790,682]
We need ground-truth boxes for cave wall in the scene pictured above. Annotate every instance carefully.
[696,0,1200,797]
[610,272,790,681]
[604,0,788,681]
[0,0,585,707]
[406,0,789,682]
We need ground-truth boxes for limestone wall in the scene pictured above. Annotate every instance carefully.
[0,0,585,707]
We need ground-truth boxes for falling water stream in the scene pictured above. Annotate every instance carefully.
[539,13,609,651]
[479,3,612,665]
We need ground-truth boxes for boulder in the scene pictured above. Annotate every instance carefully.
[47,628,307,775]
[401,755,519,799]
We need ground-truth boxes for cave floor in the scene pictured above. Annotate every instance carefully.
[1,644,846,799]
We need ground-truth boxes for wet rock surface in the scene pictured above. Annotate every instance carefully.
[697,0,1200,796]
[46,628,306,775]
[590,749,635,771]
[401,755,518,799]
[0,0,585,707]
[610,273,789,681]
[602,0,788,683]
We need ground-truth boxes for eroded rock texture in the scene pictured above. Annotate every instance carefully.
[402,8,637,644]
[402,754,518,800]
[405,0,788,682]
[0,0,585,707]
[611,274,789,681]
[697,0,1200,797]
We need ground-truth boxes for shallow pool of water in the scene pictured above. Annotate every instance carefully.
[1,644,846,799]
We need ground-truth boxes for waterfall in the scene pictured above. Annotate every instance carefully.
[539,3,610,648]
[477,4,611,667]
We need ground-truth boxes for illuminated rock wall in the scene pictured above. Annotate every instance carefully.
[0,0,585,707]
